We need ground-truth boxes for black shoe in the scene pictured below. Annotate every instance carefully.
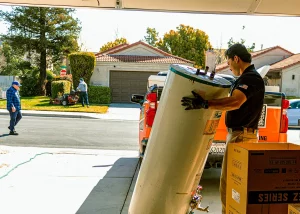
[9,131,18,135]
[8,126,15,132]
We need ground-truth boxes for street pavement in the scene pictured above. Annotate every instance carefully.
[0,116,139,150]
[0,103,141,121]
[1,107,300,214]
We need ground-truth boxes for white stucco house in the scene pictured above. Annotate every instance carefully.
[269,54,300,97]
[91,41,193,103]
[216,46,300,97]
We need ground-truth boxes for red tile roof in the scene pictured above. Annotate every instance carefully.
[96,55,192,64]
[95,41,194,64]
[95,43,129,56]
[216,46,294,72]
[253,46,293,57]
[269,54,300,71]
[107,41,170,55]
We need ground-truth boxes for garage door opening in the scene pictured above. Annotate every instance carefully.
[110,70,158,103]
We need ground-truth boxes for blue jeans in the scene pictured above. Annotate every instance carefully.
[80,92,89,106]
[9,110,22,132]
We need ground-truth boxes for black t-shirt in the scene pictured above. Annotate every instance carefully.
[225,64,265,129]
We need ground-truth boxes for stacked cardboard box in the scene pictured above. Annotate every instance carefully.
[226,143,300,214]
[289,204,300,214]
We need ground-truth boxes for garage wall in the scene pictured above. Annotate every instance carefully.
[281,64,300,97]
[116,44,165,56]
[90,62,172,86]
[217,48,293,75]
[90,61,193,103]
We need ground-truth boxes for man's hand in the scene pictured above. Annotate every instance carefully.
[11,107,16,112]
[181,91,208,110]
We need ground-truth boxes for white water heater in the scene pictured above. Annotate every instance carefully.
[129,64,232,214]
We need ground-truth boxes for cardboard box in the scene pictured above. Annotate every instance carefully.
[226,143,300,214]
[289,204,300,214]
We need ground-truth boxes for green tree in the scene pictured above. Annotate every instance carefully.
[227,37,255,52]
[0,6,81,95]
[0,41,29,75]
[156,24,212,68]
[68,52,95,88]
[100,37,128,52]
[144,27,159,47]
[227,26,256,52]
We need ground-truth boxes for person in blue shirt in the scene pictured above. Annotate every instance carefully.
[6,81,22,135]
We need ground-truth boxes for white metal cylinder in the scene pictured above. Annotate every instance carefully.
[129,64,231,214]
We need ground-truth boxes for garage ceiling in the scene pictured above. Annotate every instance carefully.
[0,0,299,16]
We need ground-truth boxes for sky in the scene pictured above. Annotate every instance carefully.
[1,5,300,54]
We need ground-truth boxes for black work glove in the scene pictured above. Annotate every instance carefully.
[181,91,209,110]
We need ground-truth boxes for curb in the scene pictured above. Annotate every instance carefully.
[0,111,99,119]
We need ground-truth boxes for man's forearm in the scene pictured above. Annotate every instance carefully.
[208,96,241,111]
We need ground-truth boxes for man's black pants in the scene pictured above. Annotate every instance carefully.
[80,91,89,106]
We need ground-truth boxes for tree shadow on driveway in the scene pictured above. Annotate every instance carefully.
[76,157,139,214]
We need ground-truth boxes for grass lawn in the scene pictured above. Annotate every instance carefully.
[0,96,109,114]
[287,96,300,100]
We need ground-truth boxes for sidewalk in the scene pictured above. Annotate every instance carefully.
[0,104,140,121]
[0,104,142,214]
[0,144,222,214]
[0,145,140,214]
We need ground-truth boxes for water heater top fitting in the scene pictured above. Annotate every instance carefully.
[170,64,232,88]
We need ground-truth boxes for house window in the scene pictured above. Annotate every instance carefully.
[292,74,295,80]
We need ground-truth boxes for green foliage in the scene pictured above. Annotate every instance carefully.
[45,70,55,96]
[53,74,73,83]
[227,26,256,52]
[0,41,31,75]
[88,86,111,104]
[46,70,55,81]
[52,62,64,75]
[227,38,255,53]
[0,6,81,95]
[144,27,159,47]
[155,24,212,68]
[68,52,95,87]
[19,67,40,97]
[51,80,71,98]
[286,96,300,100]
[100,37,127,52]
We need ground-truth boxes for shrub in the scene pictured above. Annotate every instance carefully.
[45,70,55,97]
[51,80,71,98]
[19,67,39,97]
[52,74,73,89]
[46,70,55,81]
[68,52,95,88]
[19,75,39,96]
[53,74,73,82]
[45,81,52,97]
[88,86,111,104]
